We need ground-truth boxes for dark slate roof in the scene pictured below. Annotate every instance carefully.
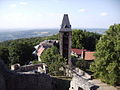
[60,14,71,32]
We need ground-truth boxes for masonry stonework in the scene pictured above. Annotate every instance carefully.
[0,59,53,90]
[59,14,72,66]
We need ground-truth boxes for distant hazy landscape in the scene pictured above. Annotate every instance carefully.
[0,28,107,42]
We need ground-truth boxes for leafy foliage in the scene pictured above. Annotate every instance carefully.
[0,29,100,68]
[40,46,66,76]
[31,60,41,64]
[72,29,101,51]
[90,24,120,85]
[72,30,84,49]
[0,46,9,65]
[0,34,59,66]
[9,41,34,65]
[71,56,90,71]
[75,59,89,71]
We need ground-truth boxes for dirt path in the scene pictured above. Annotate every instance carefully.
[89,79,118,90]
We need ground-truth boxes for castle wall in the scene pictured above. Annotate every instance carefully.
[0,73,6,90]
[7,74,53,90]
[0,59,53,90]
[0,60,70,90]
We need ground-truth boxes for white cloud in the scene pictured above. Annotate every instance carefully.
[10,4,17,8]
[19,2,28,5]
[79,9,86,12]
[100,12,108,16]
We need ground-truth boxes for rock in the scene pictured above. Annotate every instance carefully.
[69,75,95,90]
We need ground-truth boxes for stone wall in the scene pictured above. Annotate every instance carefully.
[52,77,70,90]
[5,73,53,90]
[0,73,6,90]
[69,75,94,90]
[65,67,91,80]
[0,59,70,90]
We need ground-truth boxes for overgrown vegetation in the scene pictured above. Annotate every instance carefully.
[75,59,90,71]
[0,34,59,66]
[0,26,119,86]
[0,29,100,67]
[90,24,120,85]
[72,29,101,51]
[71,56,90,71]
[40,46,66,76]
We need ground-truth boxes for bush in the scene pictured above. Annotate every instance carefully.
[40,46,66,76]
[75,59,89,71]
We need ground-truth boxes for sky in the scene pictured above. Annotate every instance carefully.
[0,0,120,30]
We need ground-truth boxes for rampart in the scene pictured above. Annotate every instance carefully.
[0,59,95,90]
[0,59,70,90]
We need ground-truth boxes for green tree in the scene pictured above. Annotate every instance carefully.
[0,46,9,65]
[72,29,101,51]
[0,34,59,66]
[41,46,66,76]
[72,30,84,49]
[83,31,101,51]
[9,41,34,65]
[90,24,120,85]
[75,59,89,71]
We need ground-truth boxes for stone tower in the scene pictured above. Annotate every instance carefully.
[59,14,72,65]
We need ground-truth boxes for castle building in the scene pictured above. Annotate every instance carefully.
[59,14,72,66]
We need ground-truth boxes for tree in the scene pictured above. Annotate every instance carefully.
[75,59,88,71]
[40,46,66,76]
[72,30,84,49]
[83,31,101,51]
[72,29,101,51]
[90,24,120,85]
[0,33,59,66]
[71,55,89,71]
[9,41,34,65]
[0,46,9,65]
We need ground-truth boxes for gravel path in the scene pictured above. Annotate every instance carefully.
[89,79,118,90]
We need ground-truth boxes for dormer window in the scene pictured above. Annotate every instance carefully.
[63,24,68,28]
[65,25,68,28]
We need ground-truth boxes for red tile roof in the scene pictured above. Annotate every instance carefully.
[84,52,96,60]
[71,48,87,55]
[37,46,45,56]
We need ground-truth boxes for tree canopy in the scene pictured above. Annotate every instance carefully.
[9,41,34,65]
[0,29,101,67]
[0,46,9,65]
[90,24,120,85]
[72,29,101,51]
[0,34,59,66]
[40,46,66,76]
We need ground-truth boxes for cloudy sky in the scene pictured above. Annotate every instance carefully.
[0,0,120,30]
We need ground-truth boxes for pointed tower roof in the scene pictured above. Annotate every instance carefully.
[60,14,71,32]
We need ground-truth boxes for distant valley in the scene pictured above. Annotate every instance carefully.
[0,28,107,42]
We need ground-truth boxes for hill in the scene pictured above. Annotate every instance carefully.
[0,28,106,42]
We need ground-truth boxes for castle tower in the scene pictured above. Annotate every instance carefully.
[59,14,72,66]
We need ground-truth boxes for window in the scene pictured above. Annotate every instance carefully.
[78,87,83,90]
